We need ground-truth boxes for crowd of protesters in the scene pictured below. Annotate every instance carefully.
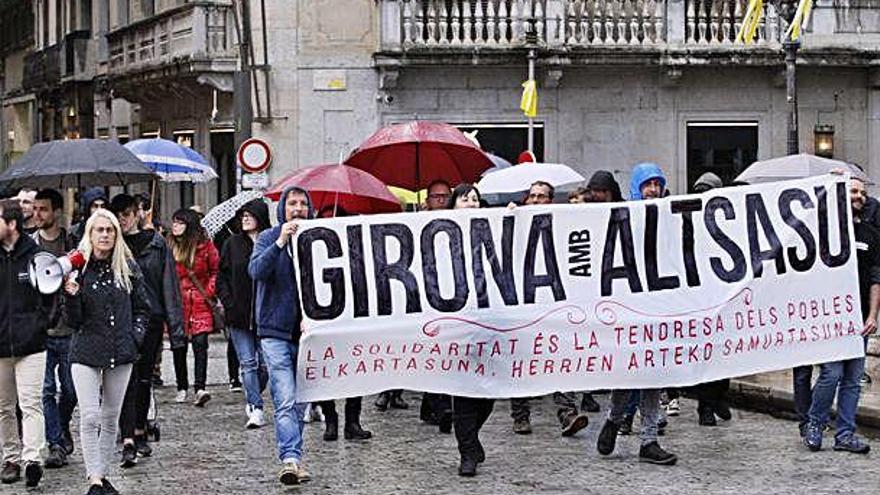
[0,156,878,493]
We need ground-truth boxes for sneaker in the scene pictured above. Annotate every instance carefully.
[638,442,678,465]
[151,375,164,387]
[666,398,681,416]
[389,394,409,410]
[1,461,20,483]
[296,464,311,483]
[458,457,477,477]
[860,373,872,386]
[560,413,589,437]
[714,401,732,421]
[24,461,42,487]
[374,392,390,411]
[86,483,106,495]
[175,390,188,403]
[120,443,137,468]
[45,443,68,468]
[304,403,324,423]
[597,419,620,455]
[102,478,121,495]
[833,434,871,454]
[193,390,211,407]
[228,382,243,393]
[246,406,266,429]
[698,408,717,426]
[135,435,153,457]
[580,393,601,413]
[618,413,635,436]
[62,429,75,455]
[804,424,823,451]
[512,417,532,435]
[278,462,299,485]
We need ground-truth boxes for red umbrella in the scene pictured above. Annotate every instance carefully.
[265,164,402,216]
[347,121,493,191]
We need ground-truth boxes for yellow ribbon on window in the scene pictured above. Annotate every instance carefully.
[736,0,765,44]
[786,0,814,41]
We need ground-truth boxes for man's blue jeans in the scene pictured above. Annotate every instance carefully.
[43,336,77,447]
[229,328,267,410]
[261,337,306,463]
[807,357,865,440]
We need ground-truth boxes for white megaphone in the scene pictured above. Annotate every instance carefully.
[28,250,87,295]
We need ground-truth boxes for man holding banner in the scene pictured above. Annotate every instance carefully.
[596,162,677,465]
[249,186,313,486]
[803,176,878,454]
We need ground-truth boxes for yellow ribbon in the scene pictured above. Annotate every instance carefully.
[786,0,814,41]
[520,80,538,118]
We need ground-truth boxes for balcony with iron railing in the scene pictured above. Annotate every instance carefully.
[378,0,880,65]
[105,0,237,79]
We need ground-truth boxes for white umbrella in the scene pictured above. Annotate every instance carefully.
[735,153,869,184]
[476,163,585,195]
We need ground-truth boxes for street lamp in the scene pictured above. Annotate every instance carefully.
[525,16,538,154]
[772,0,800,156]
[813,124,835,158]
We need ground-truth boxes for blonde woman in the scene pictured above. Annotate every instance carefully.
[64,209,150,495]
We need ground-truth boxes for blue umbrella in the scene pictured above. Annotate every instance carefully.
[124,138,218,183]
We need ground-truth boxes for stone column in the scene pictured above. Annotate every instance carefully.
[868,69,880,190]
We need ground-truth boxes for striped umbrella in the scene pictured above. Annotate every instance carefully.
[124,138,218,183]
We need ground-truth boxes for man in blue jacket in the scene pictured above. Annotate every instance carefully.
[249,186,312,486]
[596,163,677,466]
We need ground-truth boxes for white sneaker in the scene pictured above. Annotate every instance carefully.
[303,403,324,423]
[246,405,266,429]
[666,398,681,417]
[175,390,188,403]
[193,389,211,407]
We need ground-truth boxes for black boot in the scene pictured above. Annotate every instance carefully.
[698,406,717,426]
[438,410,453,434]
[458,457,477,477]
[344,421,373,440]
[374,392,390,411]
[324,416,339,441]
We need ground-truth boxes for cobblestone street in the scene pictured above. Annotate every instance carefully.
[20,339,880,495]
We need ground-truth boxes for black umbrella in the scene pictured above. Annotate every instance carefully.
[0,139,157,190]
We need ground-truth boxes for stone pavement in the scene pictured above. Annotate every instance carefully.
[24,337,880,495]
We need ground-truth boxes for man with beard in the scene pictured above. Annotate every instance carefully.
[802,176,879,454]
[32,190,77,469]
[249,186,313,486]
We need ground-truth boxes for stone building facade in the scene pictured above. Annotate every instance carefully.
[2,0,879,212]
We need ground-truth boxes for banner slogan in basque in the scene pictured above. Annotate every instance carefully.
[292,175,865,402]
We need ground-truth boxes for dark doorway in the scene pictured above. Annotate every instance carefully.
[210,130,235,204]
[454,123,545,164]
[686,123,758,192]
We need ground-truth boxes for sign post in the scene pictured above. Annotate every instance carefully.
[237,137,272,189]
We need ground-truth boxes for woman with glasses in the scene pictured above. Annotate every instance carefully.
[167,208,219,407]
[64,209,150,495]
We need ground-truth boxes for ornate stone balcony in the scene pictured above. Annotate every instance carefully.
[105,0,237,98]
[377,0,880,67]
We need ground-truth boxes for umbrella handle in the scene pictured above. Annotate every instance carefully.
[146,178,157,229]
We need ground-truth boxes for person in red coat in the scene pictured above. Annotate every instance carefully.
[167,208,219,407]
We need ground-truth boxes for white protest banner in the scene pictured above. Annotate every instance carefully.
[292,175,865,402]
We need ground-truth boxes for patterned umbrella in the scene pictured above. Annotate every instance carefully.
[200,189,265,238]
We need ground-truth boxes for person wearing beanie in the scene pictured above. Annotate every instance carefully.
[69,188,108,247]
[693,172,723,194]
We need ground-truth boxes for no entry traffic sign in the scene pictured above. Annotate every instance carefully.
[237,138,272,174]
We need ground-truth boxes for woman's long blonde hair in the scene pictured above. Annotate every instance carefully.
[77,208,134,292]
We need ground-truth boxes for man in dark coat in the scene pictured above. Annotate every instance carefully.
[0,199,52,487]
[110,194,185,467]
